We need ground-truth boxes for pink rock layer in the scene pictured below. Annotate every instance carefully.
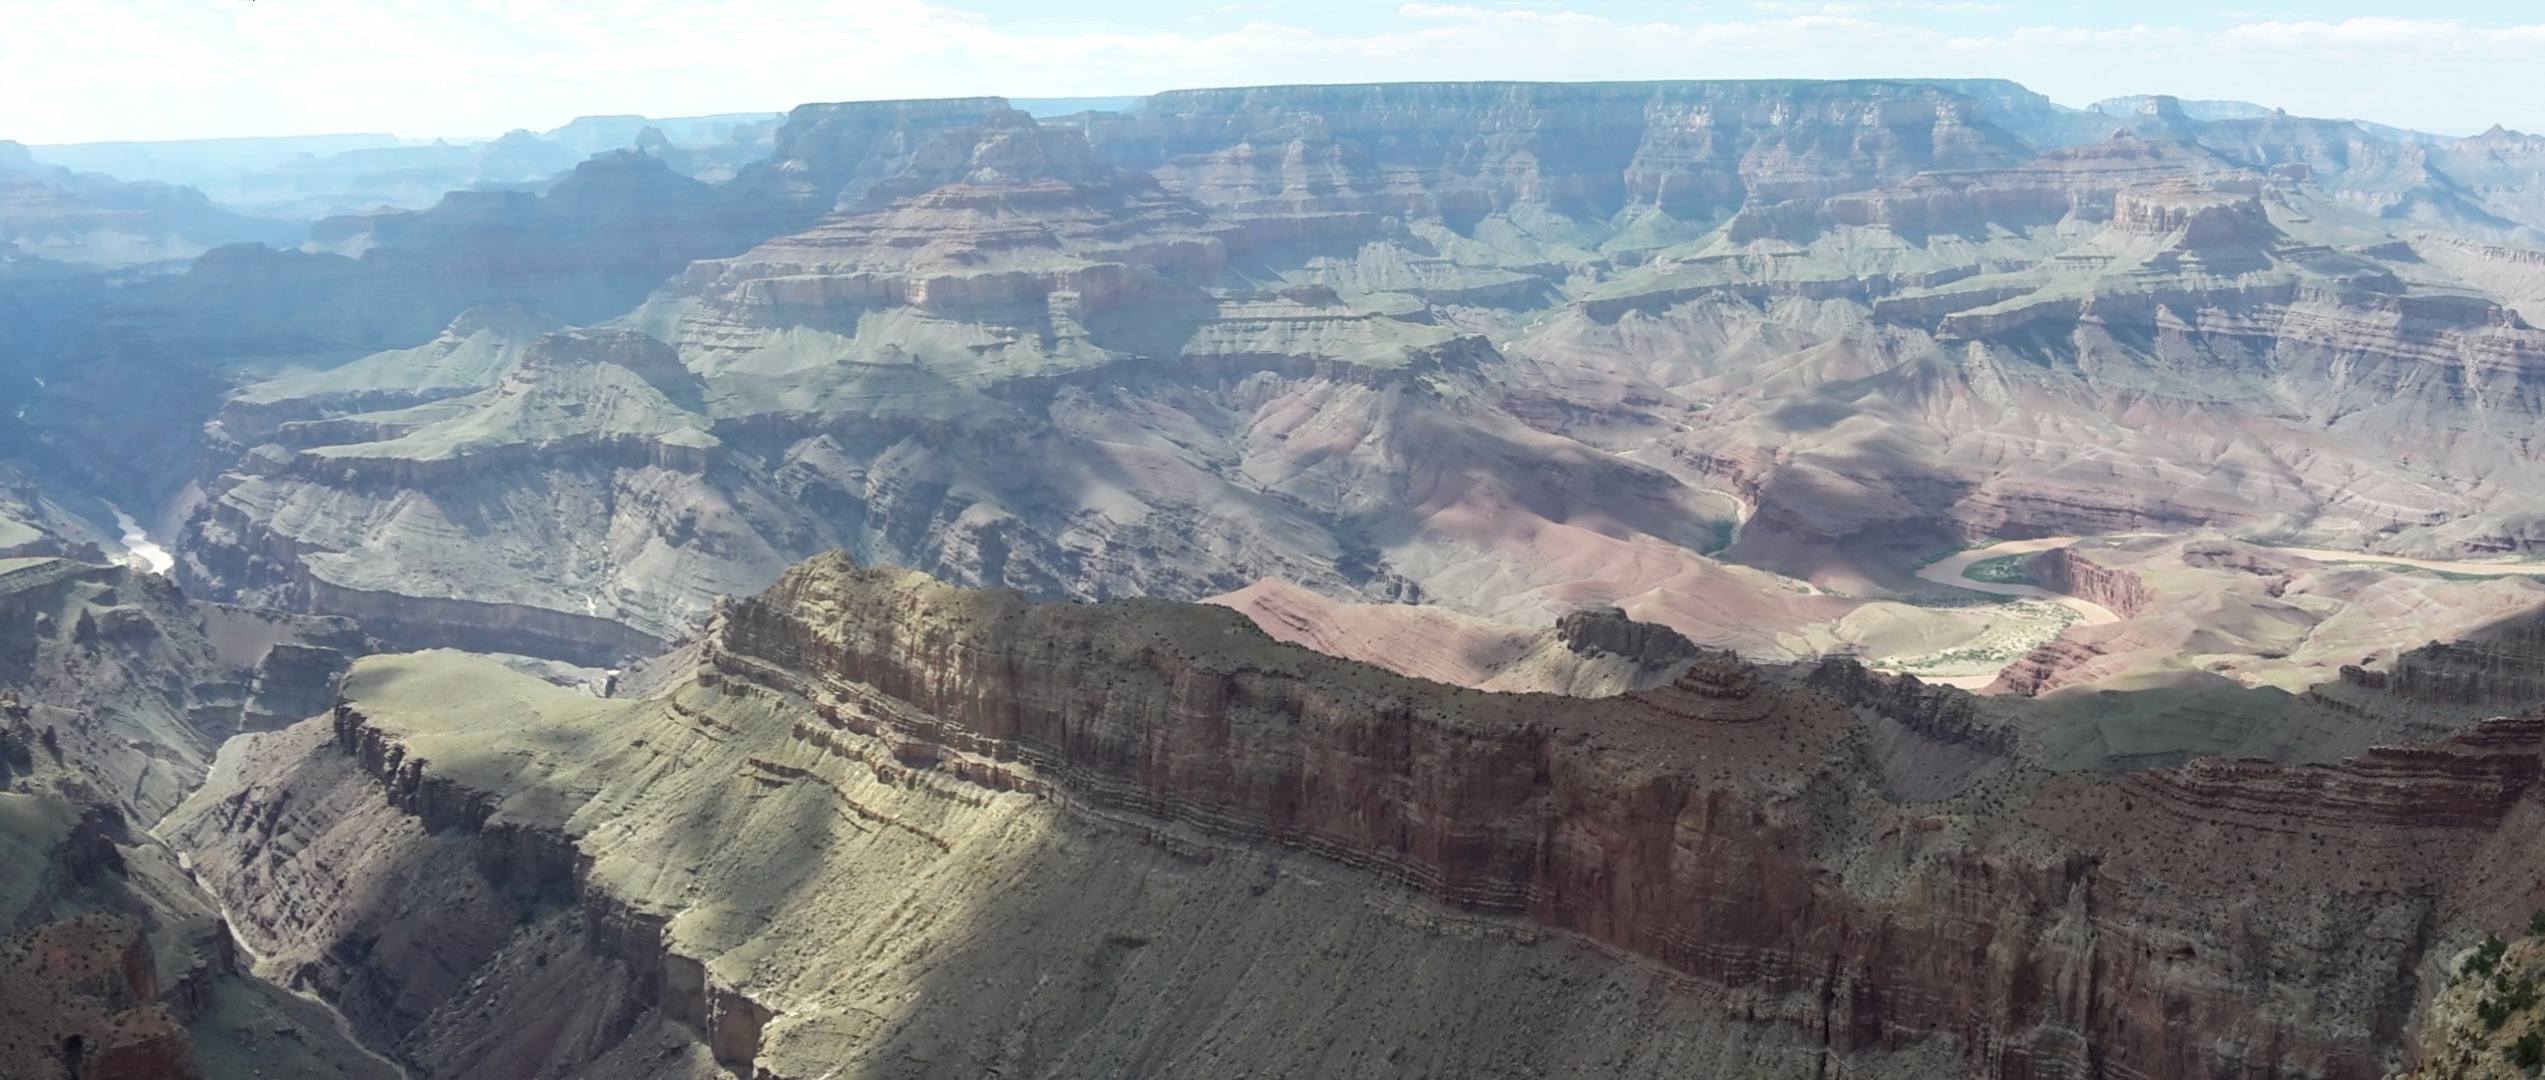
[693,554,2545,1079]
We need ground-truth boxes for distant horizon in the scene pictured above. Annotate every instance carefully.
[2,79,2512,153]
[3,3,2543,144]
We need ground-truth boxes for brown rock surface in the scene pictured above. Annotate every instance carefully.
[1981,537,2545,699]
[0,915,202,1080]
[155,552,2545,1078]
[141,81,2545,694]
[2021,545,2155,618]
[1206,576,1698,694]
[52,76,2545,1080]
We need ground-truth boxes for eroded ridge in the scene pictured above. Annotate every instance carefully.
[691,554,2545,1077]
[172,552,2545,1078]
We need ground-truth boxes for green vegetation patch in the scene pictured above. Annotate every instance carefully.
[1962,554,2037,586]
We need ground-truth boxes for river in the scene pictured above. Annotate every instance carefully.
[1927,536,2545,610]
[1900,536,2545,688]
[107,503,174,575]
[1914,537,2124,624]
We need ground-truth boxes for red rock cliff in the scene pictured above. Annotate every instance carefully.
[698,553,2545,1079]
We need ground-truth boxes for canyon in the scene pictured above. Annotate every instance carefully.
[10,76,2545,1077]
[151,554,2545,1078]
[83,80,2545,698]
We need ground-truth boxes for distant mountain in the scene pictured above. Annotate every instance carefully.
[1010,95,1147,117]
[0,140,298,266]
[25,133,407,186]
[27,113,784,223]
[2093,92,2454,144]
[12,78,2545,692]
[115,79,2545,697]
[16,76,2545,1080]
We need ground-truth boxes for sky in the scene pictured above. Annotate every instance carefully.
[3,1,2542,144]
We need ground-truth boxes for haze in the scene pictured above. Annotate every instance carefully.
[16,3,2545,1079]
[5,1,2545,143]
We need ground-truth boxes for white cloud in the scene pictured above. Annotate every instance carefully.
[0,2,2540,143]
[2221,17,2545,50]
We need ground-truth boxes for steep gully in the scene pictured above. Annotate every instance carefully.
[168,82,2545,671]
[48,79,2545,1074]
[159,843,413,1080]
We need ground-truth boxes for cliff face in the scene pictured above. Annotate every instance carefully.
[711,555,2532,1078]
[89,80,2545,696]
[2399,922,2545,1080]
[2339,612,2545,709]
[725,97,1014,212]
[2020,545,2148,619]
[185,105,1800,666]
[1088,80,2030,222]
[0,536,397,1080]
[162,553,2545,1079]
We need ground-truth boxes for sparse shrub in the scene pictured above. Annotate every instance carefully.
[2482,976,2542,1031]
[2510,1026,2545,1070]
[2469,935,2512,979]
[2481,995,2514,1030]
[2529,909,2545,938]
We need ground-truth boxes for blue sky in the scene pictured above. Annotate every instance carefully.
[4,2,2542,143]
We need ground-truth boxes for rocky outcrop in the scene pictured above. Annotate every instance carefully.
[150,553,2545,1078]
[1804,656,2017,755]
[1089,80,2031,224]
[2349,612,2545,708]
[2399,921,2545,1079]
[676,113,1227,346]
[328,700,749,1047]
[0,916,203,1080]
[2116,714,2545,833]
[724,96,1013,212]
[0,787,395,1080]
[2021,546,2155,618]
[681,555,2544,1077]
[1552,604,1700,666]
[240,643,348,731]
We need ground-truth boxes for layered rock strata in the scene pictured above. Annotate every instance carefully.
[1982,538,2545,702]
[1207,578,1705,695]
[0,510,393,1078]
[164,553,2545,1078]
[2021,546,2155,619]
[154,80,2545,687]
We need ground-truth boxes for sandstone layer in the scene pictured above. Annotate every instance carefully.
[1977,536,2545,699]
[162,553,2545,1078]
[94,82,2542,695]
[0,544,400,1079]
